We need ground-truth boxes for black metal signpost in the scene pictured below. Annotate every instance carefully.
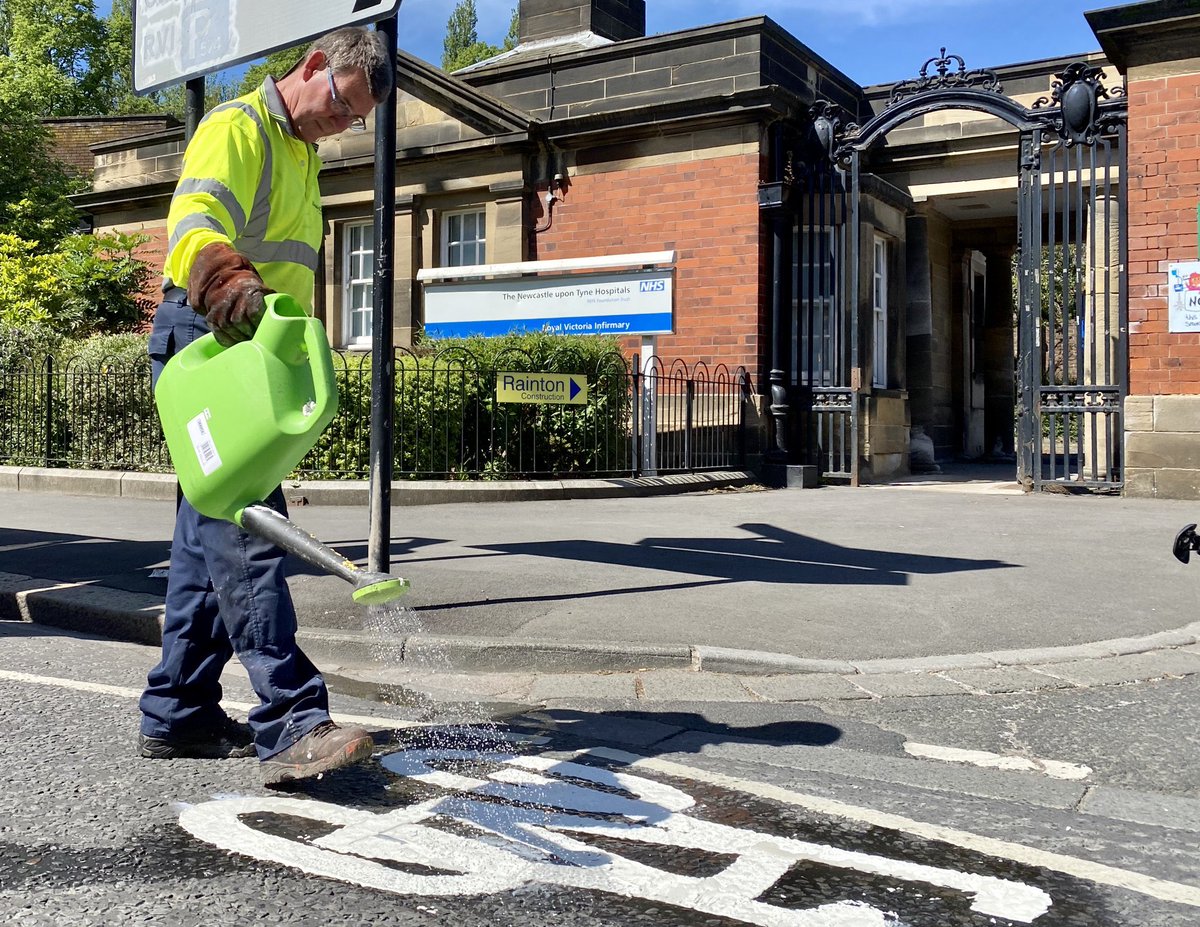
[368,16,398,574]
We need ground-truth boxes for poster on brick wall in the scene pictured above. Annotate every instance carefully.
[1168,261,1200,333]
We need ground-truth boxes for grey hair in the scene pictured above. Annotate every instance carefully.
[309,27,393,102]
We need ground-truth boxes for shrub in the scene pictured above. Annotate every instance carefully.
[298,332,632,479]
[0,231,153,339]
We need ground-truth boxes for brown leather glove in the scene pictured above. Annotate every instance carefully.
[187,241,272,348]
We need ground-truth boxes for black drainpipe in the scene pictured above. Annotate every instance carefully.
[757,121,794,484]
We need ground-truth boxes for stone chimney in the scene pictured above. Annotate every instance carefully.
[518,0,646,45]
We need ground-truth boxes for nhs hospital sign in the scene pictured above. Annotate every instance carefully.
[418,252,675,339]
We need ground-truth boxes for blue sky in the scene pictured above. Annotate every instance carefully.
[105,0,1118,87]
[399,0,1113,84]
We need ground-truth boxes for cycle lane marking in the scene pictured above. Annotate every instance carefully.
[5,668,1196,911]
[181,747,1052,925]
[589,747,1200,910]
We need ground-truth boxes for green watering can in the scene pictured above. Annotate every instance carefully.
[155,292,408,605]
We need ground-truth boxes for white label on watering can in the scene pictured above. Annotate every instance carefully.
[187,409,223,476]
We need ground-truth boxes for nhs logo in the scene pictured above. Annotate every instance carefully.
[639,279,667,293]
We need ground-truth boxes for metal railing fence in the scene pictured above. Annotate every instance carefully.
[0,347,749,479]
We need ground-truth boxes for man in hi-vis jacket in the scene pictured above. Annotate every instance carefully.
[139,27,392,785]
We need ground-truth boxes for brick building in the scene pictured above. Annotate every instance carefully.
[68,0,1200,496]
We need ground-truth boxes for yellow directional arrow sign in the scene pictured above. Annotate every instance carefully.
[496,372,588,405]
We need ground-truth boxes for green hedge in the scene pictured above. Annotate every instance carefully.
[0,328,635,478]
[300,332,633,479]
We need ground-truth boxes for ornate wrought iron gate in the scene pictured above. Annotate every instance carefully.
[1016,66,1127,490]
[776,52,1127,491]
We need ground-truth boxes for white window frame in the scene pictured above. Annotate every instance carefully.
[441,208,487,267]
[872,235,888,389]
[794,225,839,387]
[342,221,374,350]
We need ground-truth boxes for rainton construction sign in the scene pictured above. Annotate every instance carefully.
[496,373,588,405]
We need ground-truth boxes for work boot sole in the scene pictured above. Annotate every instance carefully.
[138,732,256,760]
[261,732,375,786]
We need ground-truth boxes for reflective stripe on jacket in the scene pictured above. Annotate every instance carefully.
[163,78,322,312]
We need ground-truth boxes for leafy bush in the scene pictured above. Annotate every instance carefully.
[0,328,636,478]
[57,333,164,471]
[298,332,632,479]
[0,230,153,338]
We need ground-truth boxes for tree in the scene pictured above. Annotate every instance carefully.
[237,46,307,97]
[101,0,157,115]
[0,96,83,247]
[442,0,518,72]
[0,0,112,116]
[504,7,520,52]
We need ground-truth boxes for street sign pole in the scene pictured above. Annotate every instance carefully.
[184,77,205,141]
[368,15,398,575]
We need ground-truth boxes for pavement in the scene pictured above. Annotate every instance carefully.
[3,462,1200,705]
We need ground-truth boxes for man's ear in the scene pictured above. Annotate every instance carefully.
[300,49,327,80]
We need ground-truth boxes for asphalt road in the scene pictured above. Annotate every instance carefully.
[2,620,1198,927]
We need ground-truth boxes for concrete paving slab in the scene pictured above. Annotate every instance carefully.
[1032,650,1200,686]
[528,672,638,703]
[852,654,998,675]
[1079,784,1200,834]
[634,669,753,702]
[941,666,1073,694]
[848,672,974,699]
[511,709,684,748]
[741,674,870,702]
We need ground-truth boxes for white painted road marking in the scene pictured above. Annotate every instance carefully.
[904,742,1093,781]
[181,747,1053,925]
[0,668,419,730]
[589,748,1200,912]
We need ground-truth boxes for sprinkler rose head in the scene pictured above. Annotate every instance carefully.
[351,572,411,605]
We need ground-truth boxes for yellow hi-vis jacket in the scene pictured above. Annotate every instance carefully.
[163,78,322,312]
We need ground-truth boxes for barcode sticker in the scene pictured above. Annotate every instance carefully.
[186,409,223,476]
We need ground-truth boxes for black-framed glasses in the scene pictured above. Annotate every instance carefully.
[326,69,367,133]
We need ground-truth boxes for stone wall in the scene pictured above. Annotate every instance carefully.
[1126,395,1200,497]
[45,117,179,178]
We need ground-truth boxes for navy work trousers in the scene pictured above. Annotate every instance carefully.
[138,293,330,759]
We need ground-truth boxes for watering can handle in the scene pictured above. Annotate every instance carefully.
[304,316,337,409]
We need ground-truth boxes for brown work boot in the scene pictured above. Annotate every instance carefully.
[261,721,374,786]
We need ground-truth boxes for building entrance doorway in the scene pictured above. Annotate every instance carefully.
[776,53,1128,492]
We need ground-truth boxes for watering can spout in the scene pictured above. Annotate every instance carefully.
[237,504,410,605]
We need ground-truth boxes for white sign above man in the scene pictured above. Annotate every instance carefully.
[133,0,404,93]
